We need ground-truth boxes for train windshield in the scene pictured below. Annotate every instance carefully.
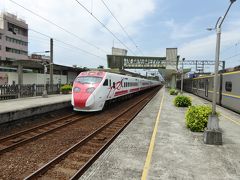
[75,76,103,84]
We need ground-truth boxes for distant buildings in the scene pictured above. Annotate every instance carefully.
[0,12,28,61]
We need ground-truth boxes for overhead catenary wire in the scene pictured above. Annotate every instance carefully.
[29,35,102,59]
[74,0,136,55]
[221,40,240,56]
[223,52,240,61]
[8,0,108,54]
[220,40,240,61]
[100,0,144,55]
[30,28,105,60]
[55,39,105,60]
[0,15,105,60]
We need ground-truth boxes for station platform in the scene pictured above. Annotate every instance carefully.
[0,94,71,124]
[80,87,240,180]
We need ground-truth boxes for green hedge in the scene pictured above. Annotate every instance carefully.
[185,105,212,132]
[169,88,178,95]
[174,95,192,107]
[60,84,72,92]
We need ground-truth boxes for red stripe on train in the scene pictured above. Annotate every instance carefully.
[130,88,139,92]
[114,90,128,96]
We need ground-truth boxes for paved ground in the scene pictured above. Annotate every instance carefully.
[0,94,72,124]
[0,94,71,114]
[80,87,240,180]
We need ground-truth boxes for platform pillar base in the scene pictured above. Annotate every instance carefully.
[42,90,48,98]
[203,114,222,145]
[203,129,222,145]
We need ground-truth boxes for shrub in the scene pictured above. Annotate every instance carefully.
[169,88,178,95]
[60,84,72,94]
[174,95,192,107]
[185,105,212,132]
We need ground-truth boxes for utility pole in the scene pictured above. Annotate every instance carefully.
[180,58,185,94]
[42,63,48,98]
[204,0,236,145]
[50,38,53,87]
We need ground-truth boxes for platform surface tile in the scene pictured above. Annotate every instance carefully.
[80,88,240,180]
[0,94,71,114]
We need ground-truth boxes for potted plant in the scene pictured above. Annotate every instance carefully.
[60,84,72,94]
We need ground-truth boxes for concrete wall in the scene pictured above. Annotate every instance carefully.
[0,101,71,124]
[3,72,67,85]
[112,47,127,56]
[166,48,178,70]
[67,71,78,84]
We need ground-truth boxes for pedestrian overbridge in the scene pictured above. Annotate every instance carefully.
[107,48,179,88]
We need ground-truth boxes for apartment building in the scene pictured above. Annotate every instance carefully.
[0,12,28,61]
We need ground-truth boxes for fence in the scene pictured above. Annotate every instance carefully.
[0,84,61,100]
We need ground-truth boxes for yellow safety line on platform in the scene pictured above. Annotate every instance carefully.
[221,113,240,126]
[141,89,165,180]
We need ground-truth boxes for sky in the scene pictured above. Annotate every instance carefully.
[1,0,240,74]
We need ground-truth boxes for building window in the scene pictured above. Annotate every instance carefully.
[225,81,232,92]
[5,36,28,46]
[5,47,27,55]
[7,22,28,36]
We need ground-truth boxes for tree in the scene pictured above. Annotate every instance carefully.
[97,65,104,69]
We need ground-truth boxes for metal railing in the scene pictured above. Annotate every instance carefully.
[0,84,61,100]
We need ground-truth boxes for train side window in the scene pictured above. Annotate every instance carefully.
[193,80,197,88]
[109,79,111,87]
[225,81,232,92]
[113,82,115,88]
[103,79,108,86]
[199,80,204,89]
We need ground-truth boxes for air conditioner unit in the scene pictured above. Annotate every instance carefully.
[13,28,18,34]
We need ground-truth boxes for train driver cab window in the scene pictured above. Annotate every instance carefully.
[225,81,232,92]
[103,79,108,86]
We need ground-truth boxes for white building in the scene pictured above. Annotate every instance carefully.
[0,12,28,61]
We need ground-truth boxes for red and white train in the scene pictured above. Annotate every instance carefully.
[71,71,161,112]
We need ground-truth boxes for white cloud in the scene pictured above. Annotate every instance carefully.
[2,0,156,67]
[179,18,240,62]
[1,0,239,70]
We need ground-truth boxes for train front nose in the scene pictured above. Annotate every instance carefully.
[85,95,95,107]
[73,93,94,108]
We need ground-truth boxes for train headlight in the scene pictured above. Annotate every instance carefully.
[73,87,81,93]
[86,87,95,93]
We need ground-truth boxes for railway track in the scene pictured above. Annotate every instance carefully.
[24,88,159,180]
[0,113,91,154]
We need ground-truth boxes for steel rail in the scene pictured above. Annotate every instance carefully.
[71,88,159,179]
[0,114,91,154]
[24,88,160,180]
[0,113,76,142]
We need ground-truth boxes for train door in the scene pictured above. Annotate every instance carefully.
[106,77,115,99]
[205,79,208,97]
